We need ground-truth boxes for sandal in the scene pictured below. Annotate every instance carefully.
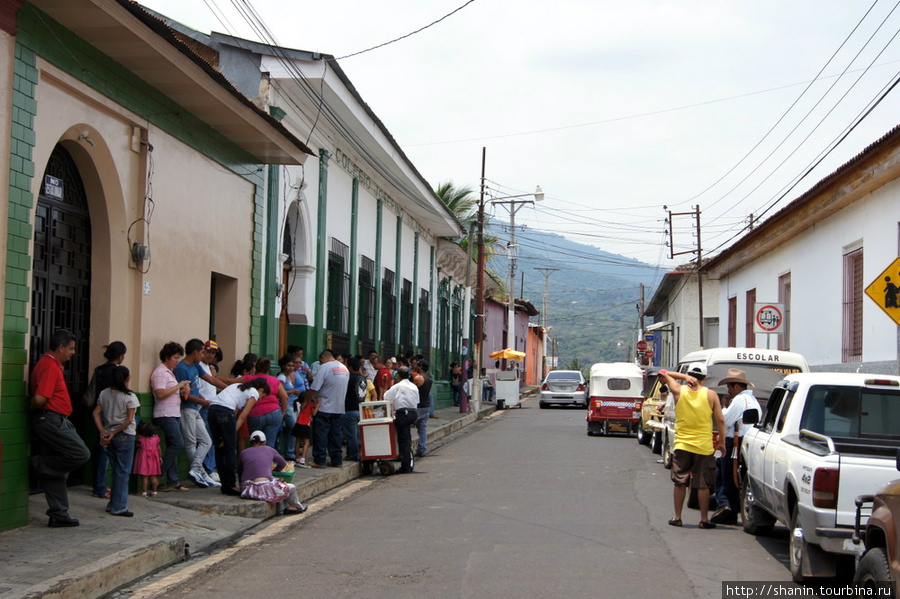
[140,492,148,497]
[698,520,717,529]
[668,518,683,527]
[149,491,158,497]
[171,484,190,492]
[92,490,111,499]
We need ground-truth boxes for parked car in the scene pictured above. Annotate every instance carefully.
[539,370,587,408]
[641,348,810,469]
[637,366,667,453]
[853,467,900,595]
[586,362,643,436]
[741,373,900,583]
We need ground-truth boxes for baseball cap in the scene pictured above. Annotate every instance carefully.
[250,430,266,443]
[204,340,219,351]
[687,362,707,377]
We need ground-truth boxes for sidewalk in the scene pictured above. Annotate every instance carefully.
[0,397,525,599]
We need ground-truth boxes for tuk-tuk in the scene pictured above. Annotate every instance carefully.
[586,362,644,436]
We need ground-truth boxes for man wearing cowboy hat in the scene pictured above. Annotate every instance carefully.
[711,368,762,525]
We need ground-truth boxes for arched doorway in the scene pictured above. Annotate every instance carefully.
[30,145,92,484]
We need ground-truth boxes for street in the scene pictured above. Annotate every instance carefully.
[126,403,801,599]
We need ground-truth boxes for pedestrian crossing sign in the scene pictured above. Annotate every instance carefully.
[865,256,900,326]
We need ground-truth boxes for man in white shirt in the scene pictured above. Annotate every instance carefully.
[384,367,419,473]
[712,368,761,525]
[309,350,349,468]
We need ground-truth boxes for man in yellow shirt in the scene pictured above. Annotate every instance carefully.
[658,363,726,529]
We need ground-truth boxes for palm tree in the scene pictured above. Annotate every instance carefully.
[435,181,502,262]
[435,181,477,226]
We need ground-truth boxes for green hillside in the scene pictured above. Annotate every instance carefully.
[487,222,665,369]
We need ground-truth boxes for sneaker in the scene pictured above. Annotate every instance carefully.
[202,472,221,488]
[207,471,221,484]
[710,506,733,524]
[188,469,208,488]
[295,460,310,469]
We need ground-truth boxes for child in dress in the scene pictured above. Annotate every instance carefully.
[134,420,162,496]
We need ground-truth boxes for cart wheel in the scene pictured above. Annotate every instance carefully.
[409,454,415,472]
[361,461,374,476]
[602,421,609,436]
[378,461,395,476]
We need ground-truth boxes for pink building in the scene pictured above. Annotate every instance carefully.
[482,296,540,381]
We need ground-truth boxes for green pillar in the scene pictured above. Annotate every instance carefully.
[314,149,330,354]
[413,231,419,350]
[395,214,403,348]
[349,179,359,354]
[261,164,280,359]
[429,246,435,364]
[374,198,383,344]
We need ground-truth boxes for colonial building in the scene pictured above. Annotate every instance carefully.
[704,124,900,373]
[0,0,312,530]
[152,26,466,384]
[643,265,720,366]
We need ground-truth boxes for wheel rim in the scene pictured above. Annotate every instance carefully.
[741,484,753,524]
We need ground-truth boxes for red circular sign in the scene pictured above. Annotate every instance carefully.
[756,304,784,332]
[645,349,655,358]
[636,340,648,351]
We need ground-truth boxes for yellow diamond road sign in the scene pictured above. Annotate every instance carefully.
[865,256,900,326]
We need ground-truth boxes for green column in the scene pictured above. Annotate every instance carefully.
[395,214,402,348]
[429,246,435,364]
[412,231,419,350]
[314,149,330,354]
[374,198,383,344]
[349,179,359,353]
[261,164,280,359]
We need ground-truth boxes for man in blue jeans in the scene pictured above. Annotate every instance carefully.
[309,350,349,468]
[413,361,433,457]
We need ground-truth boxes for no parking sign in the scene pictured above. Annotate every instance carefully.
[754,303,784,334]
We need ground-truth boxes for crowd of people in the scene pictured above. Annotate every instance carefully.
[28,329,440,527]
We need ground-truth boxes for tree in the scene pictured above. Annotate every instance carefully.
[435,181,503,264]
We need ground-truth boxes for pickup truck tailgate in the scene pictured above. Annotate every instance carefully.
[837,454,898,526]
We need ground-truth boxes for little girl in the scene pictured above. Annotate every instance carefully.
[291,394,318,468]
[133,420,162,496]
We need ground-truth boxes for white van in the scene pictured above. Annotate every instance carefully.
[653,348,810,468]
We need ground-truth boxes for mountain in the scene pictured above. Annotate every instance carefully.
[485,221,666,369]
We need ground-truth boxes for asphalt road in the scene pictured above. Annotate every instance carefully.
[125,403,805,599]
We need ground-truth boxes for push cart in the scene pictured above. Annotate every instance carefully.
[358,401,411,475]
[494,370,521,409]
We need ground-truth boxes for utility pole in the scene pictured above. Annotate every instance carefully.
[536,268,559,329]
[474,148,486,415]
[666,205,704,348]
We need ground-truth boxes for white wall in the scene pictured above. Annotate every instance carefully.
[717,180,900,370]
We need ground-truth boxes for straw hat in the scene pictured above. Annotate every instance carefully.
[717,368,754,387]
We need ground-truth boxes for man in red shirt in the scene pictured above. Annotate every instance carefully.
[30,329,91,527]
[373,356,393,401]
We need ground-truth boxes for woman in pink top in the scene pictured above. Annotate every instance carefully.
[150,341,191,492]
[244,357,288,451]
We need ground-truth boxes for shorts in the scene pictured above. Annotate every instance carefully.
[291,423,311,440]
[670,449,716,489]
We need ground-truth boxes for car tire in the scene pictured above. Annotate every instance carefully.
[539,401,547,409]
[854,547,892,588]
[637,420,652,445]
[662,433,673,469]
[740,470,774,536]
[789,504,808,583]
[650,430,662,454]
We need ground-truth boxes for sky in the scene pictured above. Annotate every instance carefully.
[138,0,900,274]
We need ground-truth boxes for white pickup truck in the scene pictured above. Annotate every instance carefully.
[740,372,900,583]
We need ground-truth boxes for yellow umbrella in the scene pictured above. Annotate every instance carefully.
[489,348,526,361]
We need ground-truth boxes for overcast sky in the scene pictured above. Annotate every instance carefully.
[139,1,900,271]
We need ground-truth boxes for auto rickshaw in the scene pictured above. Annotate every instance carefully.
[586,362,644,436]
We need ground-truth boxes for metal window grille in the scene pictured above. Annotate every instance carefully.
[418,289,431,353]
[843,248,864,362]
[327,238,350,334]
[382,268,396,346]
[357,256,376,346]
[745,288,756,348]
[778,273,791,351]
[400,279,414,349]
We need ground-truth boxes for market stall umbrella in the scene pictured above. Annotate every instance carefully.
[489,348,526,361]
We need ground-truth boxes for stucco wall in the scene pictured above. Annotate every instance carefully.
[716,179,900,370]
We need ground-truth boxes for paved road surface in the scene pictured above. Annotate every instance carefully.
[125,403,802,599]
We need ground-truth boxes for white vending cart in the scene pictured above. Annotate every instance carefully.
[494,371,521,409]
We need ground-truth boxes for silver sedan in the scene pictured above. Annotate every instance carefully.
[539,370,587,408]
